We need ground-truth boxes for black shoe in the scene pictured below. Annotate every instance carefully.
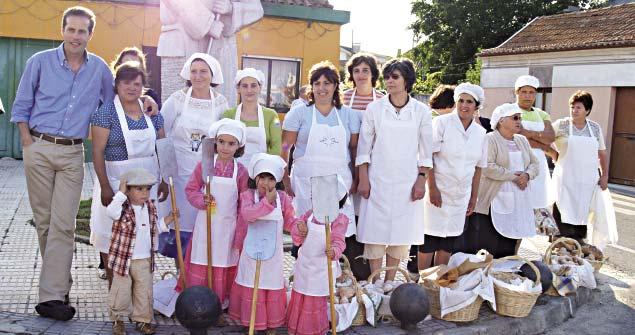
[35,300,76,321]
[64,294,70,305]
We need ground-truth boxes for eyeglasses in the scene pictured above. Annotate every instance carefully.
[507,115,521,121]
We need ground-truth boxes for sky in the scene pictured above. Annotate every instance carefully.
[329,0,417,57]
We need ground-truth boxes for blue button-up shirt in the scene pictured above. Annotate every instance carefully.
[10,43,114,139]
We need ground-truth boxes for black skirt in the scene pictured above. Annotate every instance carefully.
[420,234,462,253]
[552,204,587,243]
[461,212,518,258]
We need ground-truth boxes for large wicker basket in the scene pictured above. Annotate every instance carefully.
[340,255,368,326]
[421,277,483,322]
[489,256,541,318]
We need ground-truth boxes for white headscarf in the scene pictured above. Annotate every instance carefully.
[453,82,485,106]
[208,119,246,147]
[180,53,224,85]
[248,153,287,182]
[234,68,266,86]
[514,75,540,91]
[491,103,521,129]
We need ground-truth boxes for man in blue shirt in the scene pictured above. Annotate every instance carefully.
[10,6,156,321]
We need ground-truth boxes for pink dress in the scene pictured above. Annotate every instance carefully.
[175,160,249,306]
[229,190,296,330]
[286,211,348,335]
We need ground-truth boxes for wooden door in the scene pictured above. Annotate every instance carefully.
[610,87,635,185]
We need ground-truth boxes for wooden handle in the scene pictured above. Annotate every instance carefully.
[206,176,213,290]
[367,265,413,283]
[248,260,262,335]
[169,177,187,289]
[325,219,337,335]
[544,237,583,264]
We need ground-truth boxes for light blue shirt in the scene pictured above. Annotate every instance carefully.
[10,43,114,139]
[282,104,360,160]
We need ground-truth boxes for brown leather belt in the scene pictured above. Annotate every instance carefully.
[30,129,83,145]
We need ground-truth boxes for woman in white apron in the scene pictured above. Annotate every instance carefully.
[287,176,349,335]
[342,53,384,281]
[552,91,609,243]
[229,153,294,333]
[462,103,540,258]
[175,119,249,310]
[356,58,433,288]
[159,53,229,259]
[281,61,360,239]
[222,68,282,166]
[421,83,488,268]
[90,62,166,286]
[513,75,556,209]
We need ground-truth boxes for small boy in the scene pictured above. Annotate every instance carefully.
[106,168,176,335]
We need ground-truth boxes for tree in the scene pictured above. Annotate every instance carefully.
[464,57,482,85]
[409,0,607,84]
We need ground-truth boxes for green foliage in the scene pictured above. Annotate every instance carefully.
[77,199,92,220]
[409,0,608,84]
[463,57,482,85]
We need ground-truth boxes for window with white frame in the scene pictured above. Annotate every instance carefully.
[242,56,301,113]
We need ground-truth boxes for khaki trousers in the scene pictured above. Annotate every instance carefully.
[109,258,154,323]
[23,136,84,303]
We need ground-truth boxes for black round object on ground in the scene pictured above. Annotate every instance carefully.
[175,286,222,335]
[389,283,430,330]
[520,260,553,293]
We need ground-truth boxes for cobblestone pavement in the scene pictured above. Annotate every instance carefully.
[0,158,618,334]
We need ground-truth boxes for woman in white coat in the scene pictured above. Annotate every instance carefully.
[462,103,539,258]
[420,83,488,269]
[514,75,556,210]
[281,61,360,238]
[90,62,167,286]
[552,91,609,243]
[159,53,229,259]
[356,58,433,289]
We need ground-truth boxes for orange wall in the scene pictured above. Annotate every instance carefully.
[0,1,341,80]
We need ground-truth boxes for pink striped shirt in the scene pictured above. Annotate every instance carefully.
[343,88,384,111]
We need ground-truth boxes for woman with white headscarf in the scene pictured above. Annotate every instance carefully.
[462,103,539,258]
[159,53,230,259]
[419,83,488,269]
[222,68,282,166]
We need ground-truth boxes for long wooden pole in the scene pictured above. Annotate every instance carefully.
[206,176,213,290]
[169,177,187,289]
[325,217,337,335]
[248,259,262,335]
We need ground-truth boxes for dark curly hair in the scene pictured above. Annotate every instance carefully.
[346,53,380,88]
[113,61,146,94]
[247,172,285,191]
[307,61,342,109]
[429,85,456,110]
[382,58,416,93]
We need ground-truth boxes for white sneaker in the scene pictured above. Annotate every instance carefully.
[383,280,396,293]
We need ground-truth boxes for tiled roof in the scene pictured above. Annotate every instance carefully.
[480,3,635,57]
[262,0,333,9]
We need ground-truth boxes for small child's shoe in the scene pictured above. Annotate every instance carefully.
[112,320,126,335]
[135,322,156,335]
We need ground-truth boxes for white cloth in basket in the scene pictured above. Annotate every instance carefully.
[439,252,496,316]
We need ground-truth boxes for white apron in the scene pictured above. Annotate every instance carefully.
[291,106,355,237]
[348,89,377,216]
[357,102,425,245]
[162,87,218,232]
[90,96,159,253]
[491,151,536,239]
[292,215,341,296]
[190,158,240,267]
[234,192,285,290]
[553,120,599,225]
[423,119,484,237]
[521,111,553,208]
[234,103,267,167]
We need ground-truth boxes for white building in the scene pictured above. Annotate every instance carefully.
[478,3,635,186]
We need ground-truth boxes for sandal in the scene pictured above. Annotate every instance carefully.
[135,322,156,335]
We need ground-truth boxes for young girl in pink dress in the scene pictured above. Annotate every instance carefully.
[287,176,349,335]
[229,153,296,335]
[176,119,249,312]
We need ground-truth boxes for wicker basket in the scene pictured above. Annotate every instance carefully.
[340,255,368,326]
[544,237,583,262]
[588,259,605,272]
[421,278,484,322]
[367,265,413,322]
[489,256,541,318]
